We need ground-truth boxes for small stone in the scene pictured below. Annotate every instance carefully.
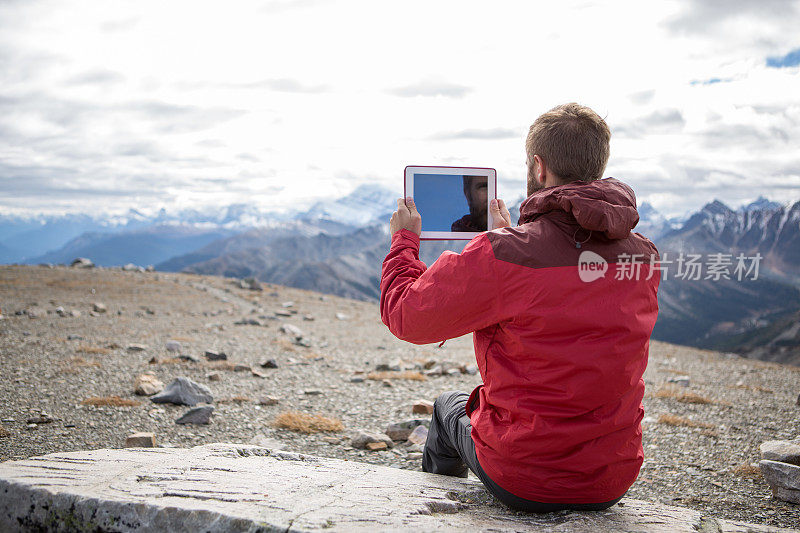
[251,369,267,378]
[382,380,393,388]
[408,451,423,460]
[151,377,213,406]
[178,354,200,363]
[205,350,228,361]
[412,400,434,415]
[274,310,292,318]
[207,372,222,382]
[407,425,429,446]
[351,431,393,450]
[125,432,156,448]
[303,315,315,321]
[281,301,294,308]
[70,257,94,268]
[445,368,461,376]
[463,364,478,375]
[234,318,262,326]
[385,419,430,441]
[54,306,66,316]
[760,440,800,466]
[667,376,690,387]
[258,396,280,406]
[134,373,164,396]
[69,310,81,317]
[92,302,107,314]
[423,359,437,370]
[349,376,364,383]
[304,389,323,396]
[424,366,442,377]
[175,405,214,425]
[335,312,349,321]
[240,277,263,291]
[127,343,147,352]
[145,265,155,272]
[279,323,304,338]
[67,334,83,341]
[233,364,251,372]
[26,413,54,425]
[259,358,279,369]
[122,263,139,272]
[366,442,388,451]
[165,340,182,353]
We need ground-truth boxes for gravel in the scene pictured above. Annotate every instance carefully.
[0,264,798,528]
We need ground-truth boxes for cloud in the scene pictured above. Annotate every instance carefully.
[665,0,799,34]
[628,89,655,104]
[430,127,519,141]
[689,77,732,86]
[613,109,686,138]
[388,81,472,98]
[767,47,800,68]
[64,69,125,86]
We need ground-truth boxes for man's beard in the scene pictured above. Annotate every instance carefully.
[527,176,545,196]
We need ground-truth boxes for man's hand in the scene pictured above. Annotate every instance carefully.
[389,197,422,237]
[490,198,512,229]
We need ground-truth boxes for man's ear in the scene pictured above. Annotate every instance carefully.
[533,154,546,185]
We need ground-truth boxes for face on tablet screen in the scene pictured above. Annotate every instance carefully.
[414,174,488,232]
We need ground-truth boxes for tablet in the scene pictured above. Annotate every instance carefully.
[404,165,497,240]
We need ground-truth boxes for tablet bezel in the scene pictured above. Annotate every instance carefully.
[404,165,497,240]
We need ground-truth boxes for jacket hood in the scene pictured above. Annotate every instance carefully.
[518,177,639,240]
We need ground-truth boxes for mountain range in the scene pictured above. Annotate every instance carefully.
[2,185,798,364]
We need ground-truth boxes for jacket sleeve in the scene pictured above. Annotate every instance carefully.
[380,228,505,344]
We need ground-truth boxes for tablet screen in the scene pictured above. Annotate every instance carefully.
[414,173,488,232]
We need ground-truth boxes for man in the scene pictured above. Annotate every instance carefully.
[380,103,660,512]
[450,175,489,232]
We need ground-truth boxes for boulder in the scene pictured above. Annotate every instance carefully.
[760,440,800,466]
[176,405,214,425]
[758,460,800,504]
[0,444,785,533]
[151,377,213,406]
[412,400,434,415]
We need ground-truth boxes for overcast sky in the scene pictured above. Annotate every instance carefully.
[1,0,799,217]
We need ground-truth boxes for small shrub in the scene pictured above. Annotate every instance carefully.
[654,386,713,404]
[76,344,110,355]
[657,414,714,429]
[81,396,140,407]
[732,463,763,479]
[273,411,343,434]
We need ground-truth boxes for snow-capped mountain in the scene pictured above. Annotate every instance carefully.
[300,184,399,226]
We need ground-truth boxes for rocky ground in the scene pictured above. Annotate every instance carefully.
[0,264,798,529]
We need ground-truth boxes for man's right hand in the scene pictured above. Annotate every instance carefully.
[490,199,512,229]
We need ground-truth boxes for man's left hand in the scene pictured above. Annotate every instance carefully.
[389,197,422,236]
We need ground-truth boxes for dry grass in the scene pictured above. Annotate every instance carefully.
[0,423,8,438]
[653,386,713,404]
[367,371,426,381]
[657,413,715,429]
[169,336,197,343]
[60,356,102,374]
[81,396,141,407]
[218,396,252,403]
[273,411,343,434]
[732,463,763,479]
[76,344,110,355]
[272,338,298,352]
[205,360,238,371]
[728,383,774,394]
[148,357,185,365]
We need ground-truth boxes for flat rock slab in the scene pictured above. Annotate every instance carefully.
[0,444,794,533]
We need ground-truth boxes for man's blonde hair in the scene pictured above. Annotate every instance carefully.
[525,103,610,183]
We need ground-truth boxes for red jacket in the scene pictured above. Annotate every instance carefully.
[380,178,660,503]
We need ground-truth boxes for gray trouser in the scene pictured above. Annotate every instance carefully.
[421,390,624,513]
